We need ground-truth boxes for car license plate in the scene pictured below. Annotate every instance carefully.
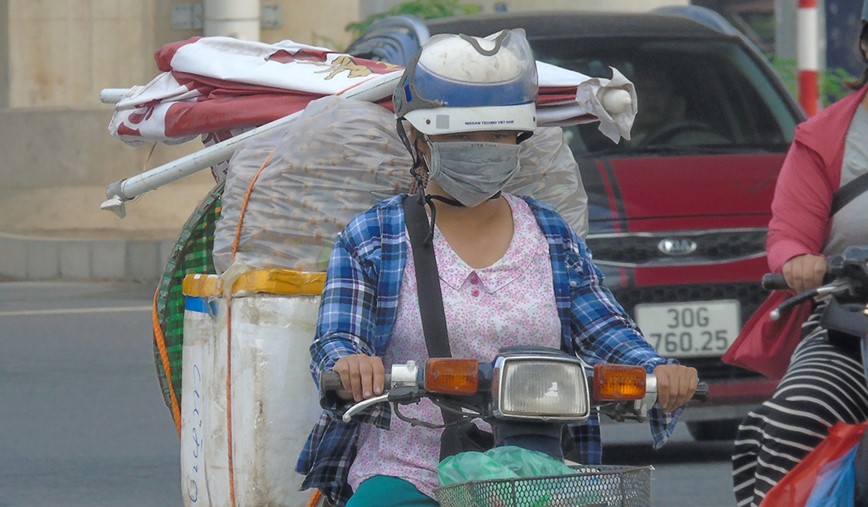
[634,300,740,358]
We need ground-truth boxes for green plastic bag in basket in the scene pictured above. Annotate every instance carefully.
[438,446,578,506]
[438,446,575,486]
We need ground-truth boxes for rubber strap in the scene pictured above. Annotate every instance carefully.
[403,195,472,461]
[402,194,451,359]
[831,172,868,217]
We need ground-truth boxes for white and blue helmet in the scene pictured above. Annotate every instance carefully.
[393,29,538,136]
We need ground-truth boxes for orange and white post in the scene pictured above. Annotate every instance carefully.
[798,0,819,116]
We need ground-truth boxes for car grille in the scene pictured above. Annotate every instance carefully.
[586,229,767,267]
[611,282,768,381]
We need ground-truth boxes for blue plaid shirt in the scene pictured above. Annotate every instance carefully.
[296,194,681,506]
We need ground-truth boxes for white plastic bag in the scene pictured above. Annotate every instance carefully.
[214,95,588,273]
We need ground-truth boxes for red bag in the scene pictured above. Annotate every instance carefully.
[722,291,813,380]
[760,421,868,507]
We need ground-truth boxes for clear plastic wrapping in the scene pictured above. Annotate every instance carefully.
[213,96,588,273]
[505,126,587,237]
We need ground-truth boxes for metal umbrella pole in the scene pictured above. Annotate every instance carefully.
[100,109,303,218]
[99,75,402,218]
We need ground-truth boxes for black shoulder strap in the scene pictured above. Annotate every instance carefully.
[404,195,473,461]
[402,194,451,359]
[830,172,868,217]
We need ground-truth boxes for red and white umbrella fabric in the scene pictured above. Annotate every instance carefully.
[100,36,635,216]
[109,36,635,147]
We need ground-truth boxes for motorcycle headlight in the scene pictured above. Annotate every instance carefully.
[492,356,590,421]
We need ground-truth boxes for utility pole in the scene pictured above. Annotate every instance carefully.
[798,0,820,115]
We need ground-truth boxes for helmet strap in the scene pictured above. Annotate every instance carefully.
[397,119,428,191]
[396,119,418,166]
[428,194,463,208]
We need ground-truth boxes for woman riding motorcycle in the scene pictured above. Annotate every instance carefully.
[732,4,868,505]
[295,28,698,507]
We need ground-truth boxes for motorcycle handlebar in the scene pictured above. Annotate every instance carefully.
[693,381,709,402]
[320,370,344,392]
[322,369,709,402]
[761,273,789,291]
[762,271,842,293]
[761,272,848,320]
[322,370,395,392]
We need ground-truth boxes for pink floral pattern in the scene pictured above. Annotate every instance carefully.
[348,194,561,498]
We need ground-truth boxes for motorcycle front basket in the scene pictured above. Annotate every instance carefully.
[434,464,652,507]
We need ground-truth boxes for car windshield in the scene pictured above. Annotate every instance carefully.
[529,38,798,155]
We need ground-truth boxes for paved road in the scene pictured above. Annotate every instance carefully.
[0,282,179,506]
[602,421,735,506]
[0,281,736,506]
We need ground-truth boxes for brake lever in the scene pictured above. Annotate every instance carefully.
[770,281,850,320]
[342,394,390,423]
[340,386,424,423]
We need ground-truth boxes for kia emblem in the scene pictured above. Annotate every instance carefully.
[657,238,698,256]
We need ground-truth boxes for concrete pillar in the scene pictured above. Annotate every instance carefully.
[204,0,260,40]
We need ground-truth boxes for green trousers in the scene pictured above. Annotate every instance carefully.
[346,475,439,506]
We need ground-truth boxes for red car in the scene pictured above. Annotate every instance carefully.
[347,7,804,440]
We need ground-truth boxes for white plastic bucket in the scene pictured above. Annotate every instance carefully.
[181,270,324,507]
[180,288,211,505]
[180,274,229,506]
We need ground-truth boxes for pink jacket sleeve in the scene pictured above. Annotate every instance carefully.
[765,87,868,273]
[765,136,834,272]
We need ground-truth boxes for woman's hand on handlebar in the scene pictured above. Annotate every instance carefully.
[653,364,699,413]
[332,354,385,402]
[782,254,827,293]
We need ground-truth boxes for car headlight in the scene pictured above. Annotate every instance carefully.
[492,355,590,421]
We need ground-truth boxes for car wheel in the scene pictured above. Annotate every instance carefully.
[686,419,741,441]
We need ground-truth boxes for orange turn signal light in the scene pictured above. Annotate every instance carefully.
[424,358,479,395]
[593,364,646,401]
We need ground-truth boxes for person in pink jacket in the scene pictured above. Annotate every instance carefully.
[731,5,868,505]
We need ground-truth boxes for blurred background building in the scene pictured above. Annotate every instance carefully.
[0,0,862,277]
[0,0,685,233]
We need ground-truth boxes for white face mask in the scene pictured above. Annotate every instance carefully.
[424,140,521,207]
